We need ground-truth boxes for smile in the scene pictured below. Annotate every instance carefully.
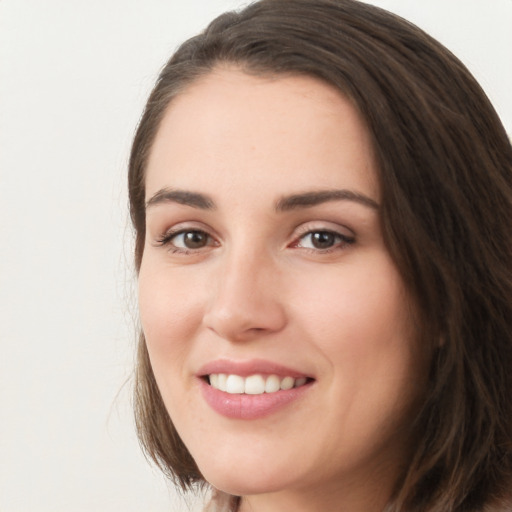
[198,359,315,419]
[208,373,309,395]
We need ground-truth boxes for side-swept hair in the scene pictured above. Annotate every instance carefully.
[128,1,512,510]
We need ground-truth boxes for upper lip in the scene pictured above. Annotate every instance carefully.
[197,358,313,379]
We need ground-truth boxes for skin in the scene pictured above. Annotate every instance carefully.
[138,68,429,512]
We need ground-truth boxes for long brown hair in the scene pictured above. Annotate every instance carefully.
[128,1,512,510]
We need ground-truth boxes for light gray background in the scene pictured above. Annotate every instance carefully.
[1,1,511,511]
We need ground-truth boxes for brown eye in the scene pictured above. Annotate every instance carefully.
[172,230,210,249]
[310,231,336,249]
[296,230,355,251]
[183,231,209,248]
[155,226,219,254]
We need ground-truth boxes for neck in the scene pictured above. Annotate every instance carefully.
[237,463,401,512]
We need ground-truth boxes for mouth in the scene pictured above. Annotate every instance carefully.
[198,359,315,419]
[204,373,313,395]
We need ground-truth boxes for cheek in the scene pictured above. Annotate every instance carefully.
[294,258,412,349]
[294,257,421,399]
[138,259,205,367]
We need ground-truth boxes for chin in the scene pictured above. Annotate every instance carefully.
[200,459,298,497]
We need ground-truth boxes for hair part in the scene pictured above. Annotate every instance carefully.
[129,1,512,510]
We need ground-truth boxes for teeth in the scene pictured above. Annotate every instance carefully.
[280,376,294,390]
[245,374,265,395]
[208,373,309,395]
[265,375,280,393]
[226,374,245,394]
[295,377,307,387]
[217,373,227,392]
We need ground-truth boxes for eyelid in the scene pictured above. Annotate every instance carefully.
[151,220,355,254]
[291,221,355,240]
[288,222,356,251]
[153,222,220,251]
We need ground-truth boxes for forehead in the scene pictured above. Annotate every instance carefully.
[145,67,378,203]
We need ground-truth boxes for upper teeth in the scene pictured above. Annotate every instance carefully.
[209,374,308,395]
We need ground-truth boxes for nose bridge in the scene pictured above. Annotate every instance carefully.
[204,242,286,341]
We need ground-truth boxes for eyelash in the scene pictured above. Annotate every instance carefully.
[155,228,216,254]
[155,227,355,255]
[291,229,355,253]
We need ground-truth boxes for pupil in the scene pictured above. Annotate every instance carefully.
[312,231,335,249]
[185,231,207,248]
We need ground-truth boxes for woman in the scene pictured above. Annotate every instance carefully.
[128,1,512,510]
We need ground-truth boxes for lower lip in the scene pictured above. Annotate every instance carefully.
[199,379,313,420]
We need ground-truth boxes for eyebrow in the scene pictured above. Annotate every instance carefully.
[275,189,379,211]
[145,188,215,210]
[145,187,379,212]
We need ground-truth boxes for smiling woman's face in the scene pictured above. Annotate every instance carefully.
[138,68,428,509]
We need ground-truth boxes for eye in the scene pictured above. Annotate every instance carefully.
[156,228,216,253]
[172,230,210,249]
[294,230,355,251]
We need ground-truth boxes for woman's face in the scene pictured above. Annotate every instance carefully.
[139,68,428,505]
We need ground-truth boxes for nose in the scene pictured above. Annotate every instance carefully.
[203,250,287,342]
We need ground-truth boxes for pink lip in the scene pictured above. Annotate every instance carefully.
[199,379,313,420]
[197,358,311,379]
[197,359,314,420]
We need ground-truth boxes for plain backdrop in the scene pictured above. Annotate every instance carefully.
[1,1,511,511]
